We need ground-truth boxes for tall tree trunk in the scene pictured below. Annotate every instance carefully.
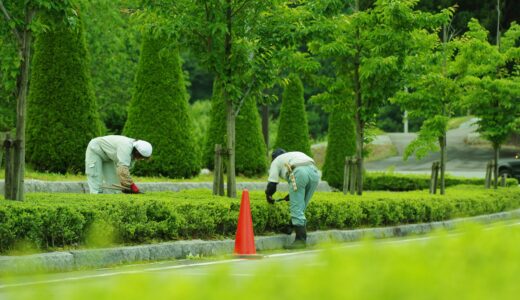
[11,8,34,201]
[224,0,236,198]
[439,133,447,195]
[226,99,236,197]
[493,144,499,189]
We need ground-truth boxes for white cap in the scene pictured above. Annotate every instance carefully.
[133,140,153,157]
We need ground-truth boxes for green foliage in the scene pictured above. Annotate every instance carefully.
[309,0,454,193]
[26,11,103,173]
[203,80,267,176]
[322,108,356,189]
[455,19,520,148]
[274,73,311,155]
[82,0,141,134]
[0,32,17,131]
[123,35,200,178]
[203,80,226,169]
[391,18,462,160]
[0,1,79,101]
[1,187,519,254]
[190,100,211,149]
[235,97,268,176]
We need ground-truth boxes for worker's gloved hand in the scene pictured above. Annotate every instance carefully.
[130,183,140,194]
[122,188,132,194]
[283,194,290,201]
[266,194,275,205]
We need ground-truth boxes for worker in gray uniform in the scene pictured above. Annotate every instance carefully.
[85,135,152,194]
[265,148,320,249]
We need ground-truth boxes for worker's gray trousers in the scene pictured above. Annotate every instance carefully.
[85,140,119,194]
[287,165,321,226]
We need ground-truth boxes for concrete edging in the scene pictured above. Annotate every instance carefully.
[1,208,520,275]
[0,180,331,194]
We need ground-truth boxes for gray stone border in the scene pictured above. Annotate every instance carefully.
[1,208,519,275]
[0,180,331,194]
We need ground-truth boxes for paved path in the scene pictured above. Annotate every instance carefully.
[365,118,518,177]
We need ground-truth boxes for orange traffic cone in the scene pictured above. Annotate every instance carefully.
[234,189,261,258]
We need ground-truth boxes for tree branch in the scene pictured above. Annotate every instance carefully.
[234,76,256,117]
[0,0,22,44]
[232,0,253,17]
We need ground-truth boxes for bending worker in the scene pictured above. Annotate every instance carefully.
[85,135,152,194]
[265,148,320,249]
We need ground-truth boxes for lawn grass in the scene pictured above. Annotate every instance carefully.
[447,115,474,130]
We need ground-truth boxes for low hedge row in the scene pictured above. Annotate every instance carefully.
[0,187,519,254]
[363,172,518,191]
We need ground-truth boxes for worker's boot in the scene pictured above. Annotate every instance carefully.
[285,225,307,249]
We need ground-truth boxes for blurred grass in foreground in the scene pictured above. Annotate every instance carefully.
[2,223,519,299]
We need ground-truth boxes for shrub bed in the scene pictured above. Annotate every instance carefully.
[364,172,518,191]
[0,187,519,254]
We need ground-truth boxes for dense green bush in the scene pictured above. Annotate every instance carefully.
[123,35,200,178]
[363,172,518,191]
[1,187,519,253]
[274,73,311,155]
[203,80,267,176]
[322,109,356,189]
[26,12,103,173]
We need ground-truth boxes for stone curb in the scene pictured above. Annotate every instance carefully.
[1,208,519,275]
[0,180,331,194]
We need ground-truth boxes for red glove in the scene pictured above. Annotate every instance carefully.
[130,183,140,194]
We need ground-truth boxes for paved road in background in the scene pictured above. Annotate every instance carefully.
[1,220,519,298]
[366,118,518,177]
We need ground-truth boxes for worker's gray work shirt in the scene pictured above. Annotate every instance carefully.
[90,135,135,167]
[268,152,315,183]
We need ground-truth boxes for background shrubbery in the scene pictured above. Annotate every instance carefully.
[363,172,518,191]
[1,187,519,254]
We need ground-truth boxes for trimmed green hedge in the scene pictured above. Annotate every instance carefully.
[322,108,356,189]
[1,187,519,254]
[123,35,200,178]
[27,11,103,173]
[363,173,518,191]
[274,73,311,155]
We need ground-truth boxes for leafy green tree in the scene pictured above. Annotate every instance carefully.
[123,34,200,178]
[138,0,285,197]
[454,19,520,188]
[0,0,78,200]
[82,0,141,134]
[274,73,311,155]
[204,80,267,177]
[26,11,103,174]
[416,0,520,41]
[392,22,461,195]
[309,0,451,195]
